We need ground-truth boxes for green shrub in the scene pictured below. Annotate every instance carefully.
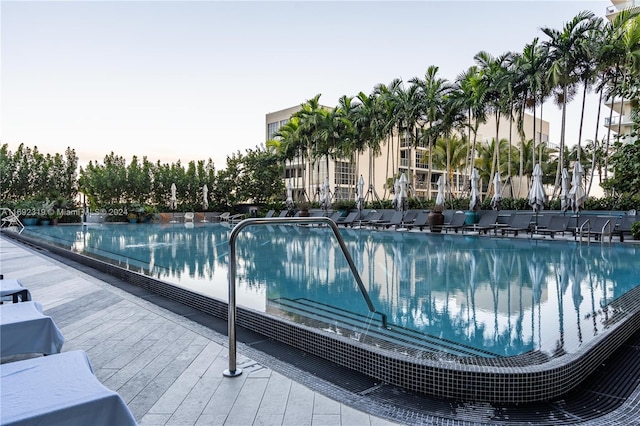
[631,221,640,240]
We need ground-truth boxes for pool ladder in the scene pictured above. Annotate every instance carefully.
[223,216,387,377]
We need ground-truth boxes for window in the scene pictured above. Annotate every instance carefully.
[334,161,355,186]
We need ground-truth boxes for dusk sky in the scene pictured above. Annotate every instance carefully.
[2,0,611,169]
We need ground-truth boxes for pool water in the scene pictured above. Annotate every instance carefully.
[22,222,640,358]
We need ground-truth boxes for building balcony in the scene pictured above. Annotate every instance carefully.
[604,115,634,127]
[606,0,640,19]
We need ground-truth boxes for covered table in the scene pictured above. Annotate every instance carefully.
[0,279,32,303]
[1,350,137,425]
[0,301,64,357]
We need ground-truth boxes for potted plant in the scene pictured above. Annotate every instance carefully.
[428,204,445,232]
[16,200,41,226]
[48,210,62,225]
[127,212,139,223]
[297,202,310,217]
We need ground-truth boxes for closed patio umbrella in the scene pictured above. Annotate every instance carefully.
[560,168,570,212]
[286,181,294,212]
[202,184,209,211]
[320,178,331,212]
[399,172,408,213]
[528,164,546,225]
[490,172,503,211]
[392,178,400,211]
[357,175,365,212]
[469,168,481,211]
[435,175,445,209]
[170,183,177,210]
[569,162,586,214]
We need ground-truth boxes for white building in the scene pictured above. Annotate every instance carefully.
[266,106,549,204]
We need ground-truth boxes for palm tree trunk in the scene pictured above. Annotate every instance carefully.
[587,89,603,197]
[577,83,588,164]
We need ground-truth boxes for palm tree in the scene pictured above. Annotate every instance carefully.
[541,10,597,195]
[372,81,403,197]
[349,91,385,200]
[432,134,468,198]
[390,79,422,192]
[516,37,549,186]
[295,94,325,201]
[410,66,452,197]
[474,51,512,196]
[452,65,487,189]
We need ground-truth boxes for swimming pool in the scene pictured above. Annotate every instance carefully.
[9,221,640,403]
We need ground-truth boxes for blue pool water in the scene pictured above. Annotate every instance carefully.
[21,222,640,358]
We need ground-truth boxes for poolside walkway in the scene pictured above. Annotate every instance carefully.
[0,237,399,426]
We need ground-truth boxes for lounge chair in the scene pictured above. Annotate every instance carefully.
[1,350,137,425]
[183,212,194,223]
[336,211,359,227]
[531,215,571,239]
[612,215,638,242]
[372,211,404,230]
[158,213,173,223]
[328,211,343,222]
[218,212,231,222]
[355,210,384,227]
[442,211,467,233]
[500,213,533,237]
[464,210,499,234]
[264,210,276,218]
[401,210,418,226]
[278,210,290,218]
[0,278,32,303]
[1,210,22,228]
[0,301,65,357]
[228,213,245,224]
[406,211,429,231]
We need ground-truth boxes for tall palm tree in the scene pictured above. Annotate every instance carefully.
[390,79,422,192]
[372,80,403,197]
[296,94,325,201]
[541,10,596,194]
[411,66,452,197]
[452,65,487,189]
[516,38,549,179]
[474,51,512,194]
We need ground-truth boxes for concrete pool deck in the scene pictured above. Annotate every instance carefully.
[2,234,640,425]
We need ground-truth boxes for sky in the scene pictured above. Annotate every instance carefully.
[1,0,612,169]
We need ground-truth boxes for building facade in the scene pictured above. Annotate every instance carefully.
[266,106,550,205]
[604,0,639,144]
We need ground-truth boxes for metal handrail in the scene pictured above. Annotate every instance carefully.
[223,216,387,377]
[578,218,612,244]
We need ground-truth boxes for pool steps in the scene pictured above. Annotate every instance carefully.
[270,297,497,358]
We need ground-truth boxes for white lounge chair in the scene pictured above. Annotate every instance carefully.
[0,301,65,357]
[183,212,194,223]
[1,350,137,425]
[1,278,32,303]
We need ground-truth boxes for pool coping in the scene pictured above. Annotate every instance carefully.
[4,228,640,404]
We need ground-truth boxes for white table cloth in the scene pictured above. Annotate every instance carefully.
[1,350,137,425]
[0,301,64,357]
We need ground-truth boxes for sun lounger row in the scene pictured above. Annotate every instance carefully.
[261,208,637,240]
[0,278,137,425]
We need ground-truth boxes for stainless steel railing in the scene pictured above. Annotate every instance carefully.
[223,216,387,377]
